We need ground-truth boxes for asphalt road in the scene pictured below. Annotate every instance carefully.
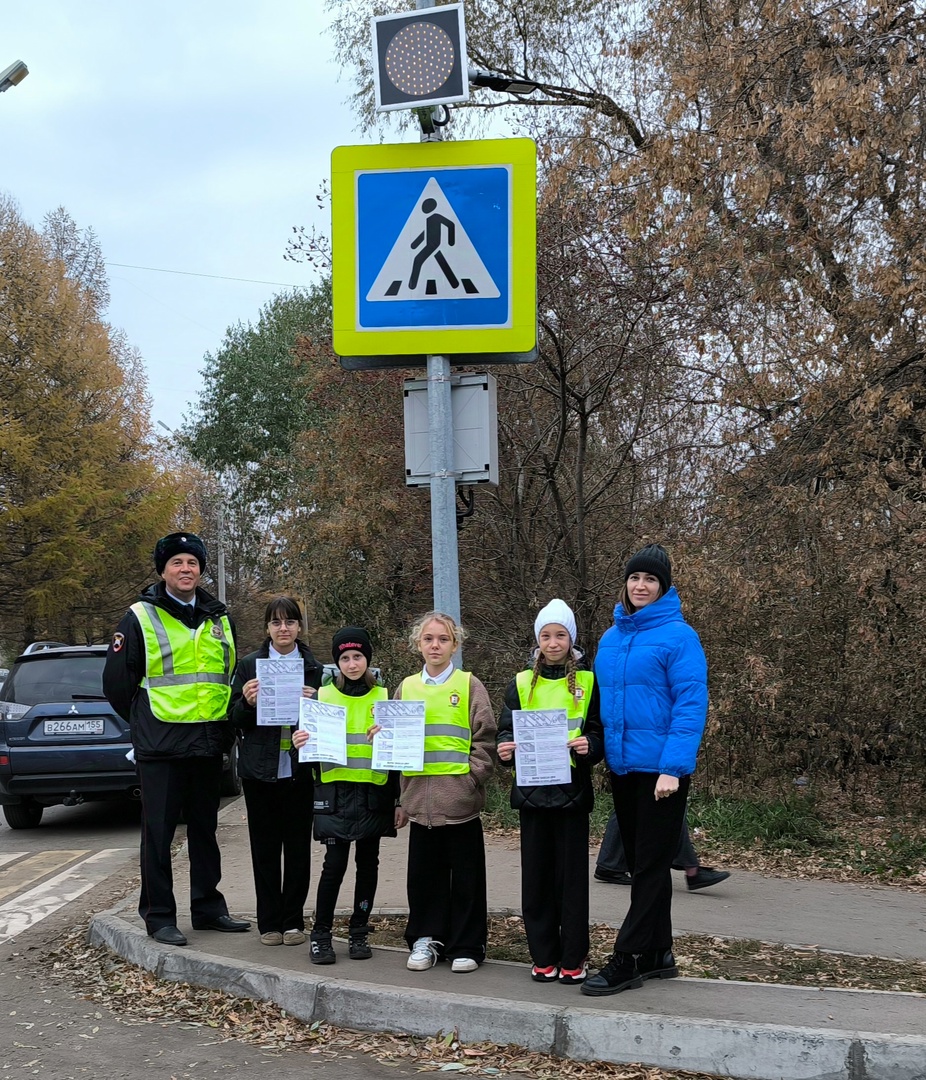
[0,797,420,1080]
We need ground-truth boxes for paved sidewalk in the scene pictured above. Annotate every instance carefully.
[89,800,926,1080]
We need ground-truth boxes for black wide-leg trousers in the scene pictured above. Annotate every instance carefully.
[610,770,690,954]
[405,818,487,963]
[242,776,313,934]
[519,808,590,970]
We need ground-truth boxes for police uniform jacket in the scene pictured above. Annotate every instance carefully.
[103,581,237,761]
[230,638,323,784]
[496,656,603,813]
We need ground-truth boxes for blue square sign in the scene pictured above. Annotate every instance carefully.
[357,165,510,332]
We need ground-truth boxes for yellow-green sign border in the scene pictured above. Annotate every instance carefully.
[332,138,536,356]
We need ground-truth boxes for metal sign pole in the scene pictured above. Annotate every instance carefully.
[415,0,461,630]
[427,354,461,624]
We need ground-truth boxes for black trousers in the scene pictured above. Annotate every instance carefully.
[610,771,690,955]
[519,809,590,970]
[312,836,381,934]
[137,756,227,933]
[242,777,313,934]
[405,818,487,963]
[596,809,698,874]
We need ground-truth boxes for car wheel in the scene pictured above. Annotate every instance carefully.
[220,741,242,797]
[3,802,44,829]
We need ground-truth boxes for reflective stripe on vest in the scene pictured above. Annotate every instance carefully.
[515,668,593,761]
[317,683,389,784]
[398,669,471,776]
[131,602,235,723]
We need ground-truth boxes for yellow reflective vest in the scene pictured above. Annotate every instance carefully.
[317,682,389,785]
[515,669,593,756]
[398,669,471,776]
[131,601,235,723]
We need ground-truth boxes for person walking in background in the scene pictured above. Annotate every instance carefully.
[230,596,322,947]
[595,810,730,890]
[497,599,604,985]
[297,627,407,965]
[103,531,249,947]
[583,544,709,996]
[377,611,496,974]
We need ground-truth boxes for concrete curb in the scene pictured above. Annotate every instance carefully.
[88,911,926,1080]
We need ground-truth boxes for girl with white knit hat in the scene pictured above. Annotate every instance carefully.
[496,599,603,984]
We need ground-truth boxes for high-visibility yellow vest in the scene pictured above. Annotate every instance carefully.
[131,601,235,723]
[317,683,389,785]
[398,669,471,777]
[515,669,593,758]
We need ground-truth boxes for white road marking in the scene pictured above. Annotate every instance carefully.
[0,848,134,942]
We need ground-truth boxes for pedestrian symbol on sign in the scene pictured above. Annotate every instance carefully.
[366,177,500,302]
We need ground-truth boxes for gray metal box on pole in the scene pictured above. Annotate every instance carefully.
[403,372,499,486]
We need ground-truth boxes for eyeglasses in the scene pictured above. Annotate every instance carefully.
[269,619,300,628]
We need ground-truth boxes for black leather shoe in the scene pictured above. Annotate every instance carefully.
[151,925,187,946]
[594,869,632,885]
[686,867,731,891]
[193,915,252,932]
[580,952,642,996]
[637,949,679,980]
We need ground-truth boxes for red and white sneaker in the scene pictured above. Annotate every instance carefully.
[558,963,588,984]
[530,964,559,982]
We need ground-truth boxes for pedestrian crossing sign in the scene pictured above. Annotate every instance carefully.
[332,139,536,356]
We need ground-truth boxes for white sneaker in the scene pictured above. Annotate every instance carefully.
[451,957,478,973]
[407,937,442,970]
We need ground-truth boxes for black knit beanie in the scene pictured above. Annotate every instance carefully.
[154,531,207,575]
[332,626,373,666]
[624,544,672,594]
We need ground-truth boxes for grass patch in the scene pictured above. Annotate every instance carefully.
[688,793,832,850]
[343,915,926,994]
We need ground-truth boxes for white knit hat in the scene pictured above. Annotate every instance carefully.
[534,599,577,645]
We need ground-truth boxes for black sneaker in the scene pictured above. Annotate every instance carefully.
[594,869,632,885]
[348,931,373,960]
[580,952,642,996]
[686,867,731,891]
[309,932,336,965]
[637,949,679,981]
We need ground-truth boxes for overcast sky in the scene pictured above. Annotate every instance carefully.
[2,0,363,431]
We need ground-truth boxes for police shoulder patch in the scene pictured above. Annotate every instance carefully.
[112,632,125,653]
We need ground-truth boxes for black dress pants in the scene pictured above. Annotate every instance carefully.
[610,771,690,954]
[242,776,313,934]
[313,836,382,933]
[405,818,487,963]
[519,809,590,969]
[596,809,699,874]
[137,756,227,933]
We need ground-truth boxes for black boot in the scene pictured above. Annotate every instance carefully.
[348,926,373,960]
[637,949,679,981]
[309,931,336,965]
[580,952,642,996]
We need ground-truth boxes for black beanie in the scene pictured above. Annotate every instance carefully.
[332,626,373,666]
[154,531,207,575]
[624,544,672,594]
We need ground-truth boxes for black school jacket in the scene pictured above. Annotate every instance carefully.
[230,639,323,783]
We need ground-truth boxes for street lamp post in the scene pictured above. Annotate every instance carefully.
[0,60,29,94]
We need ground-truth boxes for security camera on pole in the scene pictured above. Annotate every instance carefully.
[330,1,538,641]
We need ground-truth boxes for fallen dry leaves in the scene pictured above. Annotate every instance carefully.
[39,924,718,1080]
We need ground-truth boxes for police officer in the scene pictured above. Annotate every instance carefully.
[103,531,251,946]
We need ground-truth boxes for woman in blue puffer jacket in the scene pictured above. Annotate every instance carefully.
[582,544,708,998]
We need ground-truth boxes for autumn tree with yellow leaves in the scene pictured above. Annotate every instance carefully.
[0,197,178,651]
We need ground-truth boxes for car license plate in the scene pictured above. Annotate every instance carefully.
[44,718,105,735]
